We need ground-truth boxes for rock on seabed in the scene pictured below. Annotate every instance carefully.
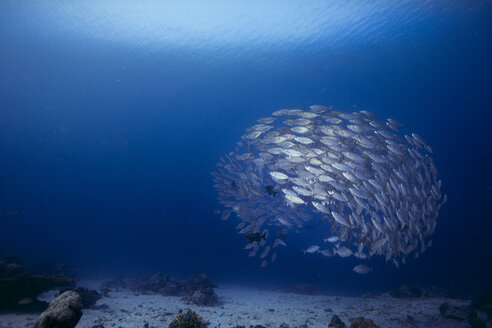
[33,291,82,328]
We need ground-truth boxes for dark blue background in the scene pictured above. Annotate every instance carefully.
[0,0,491,297]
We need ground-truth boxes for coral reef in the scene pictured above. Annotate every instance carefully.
[169,310,210,328]
[348,317,379,328]
[439,303,471,321]
[470,290,492,318]
[29,261,77,278]
[33,291,82,328]
[106,272,218,306]
[440,290,492,327]
[421,284,458,298]
[127,272,180,296]
[181,274,218,306]
[327,315,378,328]
[0,255,77,313]
[328,315,346,328]
[388,284,459,299]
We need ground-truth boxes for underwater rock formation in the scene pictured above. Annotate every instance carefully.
[328,315,346,328]
[0,255,76,313]
[33,291,82,328]
[29,261,77,278]
[439,302,472,321]
[169,310,210,328]
[112,273,218,306]
[327,316,378,328]
[440,290,492,327]
[422,284,459,299]
[183,289,217,307]
[59,286,102,308]
[348,317,379,328]
[125,272,172,295]
[213,105,446,267]
[181,274,218,306]
[388,284,460,299]
[130,273,165,293]
[470,290,492,318]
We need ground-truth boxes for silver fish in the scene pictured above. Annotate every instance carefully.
[331,211,350,226]
[335,247,353,257]
[353,264,372,274]
[304,245,320,254]
[213,105,444,268]
[324,236,339,243]
[320,249,334,257]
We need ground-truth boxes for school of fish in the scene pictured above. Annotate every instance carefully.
[212,105,446,271]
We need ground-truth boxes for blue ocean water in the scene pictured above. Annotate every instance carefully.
[0,0,491,297]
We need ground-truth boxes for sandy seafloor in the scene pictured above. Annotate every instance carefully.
[0,282,471,328]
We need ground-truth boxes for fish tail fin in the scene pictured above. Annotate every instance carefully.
[261,232,267,240]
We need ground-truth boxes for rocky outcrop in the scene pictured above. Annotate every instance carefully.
[470,290,492,318]
[59,286,102,308]
[440,290,492,327]
[183,289,217,307]
[29,261,77,278]
[387,284,460,299]
[169,310,209,328]
[181,274,218,306]
[328,315,346,328]
[108,272,218,306]
[439,303,471,321]
[33,291,82,328]
[0,255,77,313]
[326,315,378,328]
[348,317,379,328]
[422,284,458,298]
[126,273,180,296]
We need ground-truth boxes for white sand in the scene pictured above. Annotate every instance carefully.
[0,285,471,328]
